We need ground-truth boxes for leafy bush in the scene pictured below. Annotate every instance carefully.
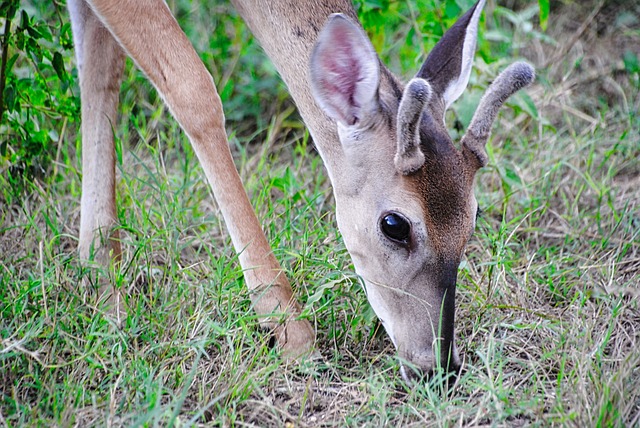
[0,0,77,201]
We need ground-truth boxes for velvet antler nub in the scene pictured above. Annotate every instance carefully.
[462,61,535,168]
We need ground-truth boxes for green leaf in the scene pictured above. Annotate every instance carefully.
[26,23,43,40]
[19,9,29,29]
[305,279,341,306]
[623,50,639,74]
[6,53,18,74]
[0,0,19,20]
[36,22,53,43]
[52,52,66,82]
[4,85,16,113]
[504,165,522,187]
[444,1,461,20]
[513,92,539,121]
[538,0,549,31]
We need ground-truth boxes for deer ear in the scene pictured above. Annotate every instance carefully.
[310,14,380,127]
[416,0,485,110]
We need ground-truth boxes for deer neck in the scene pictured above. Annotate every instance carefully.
[231,0,382,194]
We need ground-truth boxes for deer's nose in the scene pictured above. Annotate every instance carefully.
[400,345,461,384]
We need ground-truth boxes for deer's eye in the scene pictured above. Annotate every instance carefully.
[380,213,411,244]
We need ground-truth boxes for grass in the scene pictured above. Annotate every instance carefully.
[1,0,639,426]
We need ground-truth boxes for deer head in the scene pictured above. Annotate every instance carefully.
[309,0,534,381]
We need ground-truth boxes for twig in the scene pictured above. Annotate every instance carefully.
[0,15,12,122]
[39,240,49,320]
[541,0,605,69]
[53,115,68,177]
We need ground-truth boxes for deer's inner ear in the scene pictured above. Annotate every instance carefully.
[310,14,380,127]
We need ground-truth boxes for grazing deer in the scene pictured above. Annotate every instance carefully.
[68,0,533,381]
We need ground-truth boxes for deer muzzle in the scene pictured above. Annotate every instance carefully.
[400,262,461,383]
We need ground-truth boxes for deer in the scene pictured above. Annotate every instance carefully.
[67,0,533,382]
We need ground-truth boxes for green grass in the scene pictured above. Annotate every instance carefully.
[2,0,639,426]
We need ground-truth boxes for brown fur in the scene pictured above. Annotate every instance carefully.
[412,119,476,259]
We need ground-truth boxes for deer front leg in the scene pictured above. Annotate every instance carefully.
[69,0,126,321]
[84,0,314,355]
